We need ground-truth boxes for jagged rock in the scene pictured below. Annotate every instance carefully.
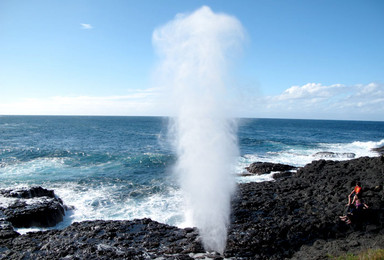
[0,221,19,239]
[0,186,55,199]
[0,187,65,228]
[244,162,296,175]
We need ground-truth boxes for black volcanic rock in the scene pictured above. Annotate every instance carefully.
[225,156,384,259]
[0,218,204,259]
[245,161,296,175]
[291,232,384,260]
[372,145,384,155]
[0,221,19,239]
[0,187,65,228]
[0,186,55,199]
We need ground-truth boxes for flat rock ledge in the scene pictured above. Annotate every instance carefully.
[1,156,384,259]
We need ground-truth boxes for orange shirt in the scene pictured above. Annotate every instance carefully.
[354,185,362,194]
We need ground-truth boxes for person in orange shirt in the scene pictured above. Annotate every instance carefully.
[347,181,362,206]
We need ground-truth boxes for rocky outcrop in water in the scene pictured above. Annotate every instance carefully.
[0,186,56,199]
[0,187,66,228]
[244,161,296,175]
[1,156,384,259]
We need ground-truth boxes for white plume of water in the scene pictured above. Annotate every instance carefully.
[153,6,245,253]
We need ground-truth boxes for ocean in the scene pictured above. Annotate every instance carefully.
[1,116,383,233]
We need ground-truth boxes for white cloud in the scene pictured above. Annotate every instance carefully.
[81,23,93,30]
[243,82,384,121]
[277,83,345,100]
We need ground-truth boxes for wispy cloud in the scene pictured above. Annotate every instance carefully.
[80,23,93,30]
[0,88,167,116]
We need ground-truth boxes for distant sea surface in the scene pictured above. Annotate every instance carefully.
[1,116,383,232]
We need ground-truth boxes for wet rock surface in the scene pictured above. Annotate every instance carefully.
[1,156,384,259]
[372,145,384,155]
[0,187,65,228]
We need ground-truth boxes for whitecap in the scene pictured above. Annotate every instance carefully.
[236,172,275,184]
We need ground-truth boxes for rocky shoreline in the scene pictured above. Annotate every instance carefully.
[1,155,384,259]
[227,155,384,259]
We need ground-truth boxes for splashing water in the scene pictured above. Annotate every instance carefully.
[152,6,245,253]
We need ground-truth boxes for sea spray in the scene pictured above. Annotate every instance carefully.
[152,6,245,253]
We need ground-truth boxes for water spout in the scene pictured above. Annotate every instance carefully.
[152,6,245,253]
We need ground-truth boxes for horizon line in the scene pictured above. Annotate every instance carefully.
[1,114,383,123]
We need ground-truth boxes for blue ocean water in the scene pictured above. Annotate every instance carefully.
[1,116,383,232]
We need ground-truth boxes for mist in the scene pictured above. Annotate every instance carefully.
[152,6,245,253]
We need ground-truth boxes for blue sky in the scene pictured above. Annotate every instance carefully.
[0,0,383,120]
